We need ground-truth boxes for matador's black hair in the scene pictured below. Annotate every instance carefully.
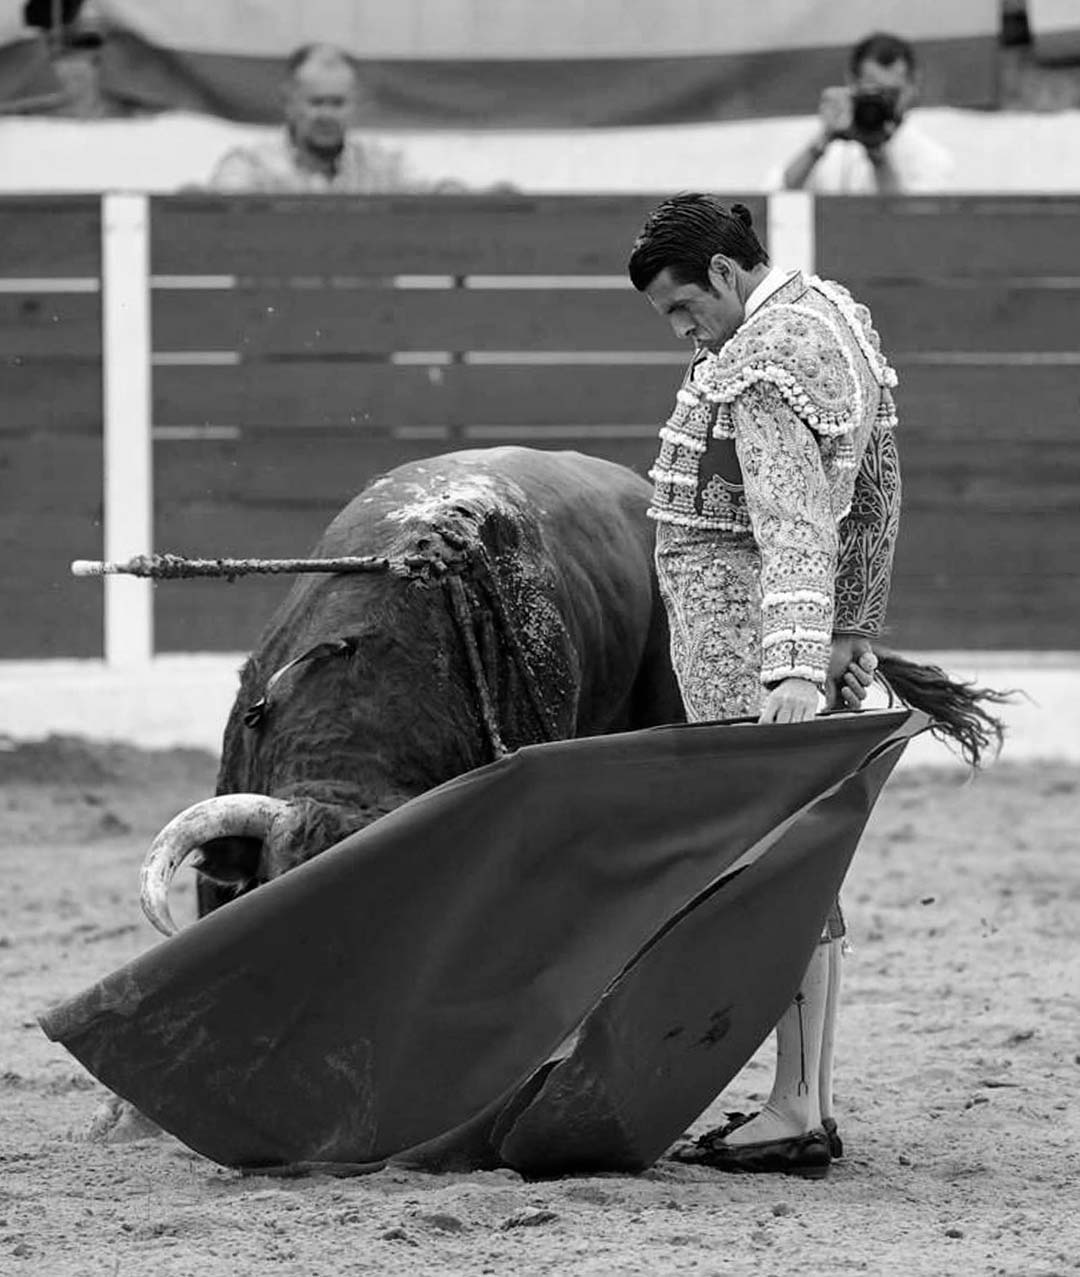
[627,193,769,293]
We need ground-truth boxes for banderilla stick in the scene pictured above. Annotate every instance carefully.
[71,553,395,580]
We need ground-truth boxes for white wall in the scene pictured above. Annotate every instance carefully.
[0,654,1076,767]
[3,107,1080,194]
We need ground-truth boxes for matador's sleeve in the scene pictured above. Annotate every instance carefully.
[834,407,902,637]
[732,383,838,689]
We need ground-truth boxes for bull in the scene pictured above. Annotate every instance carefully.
[140,445,1006,936]
[140,446,685,934]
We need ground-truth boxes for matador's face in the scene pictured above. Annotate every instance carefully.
[643,266,745,354]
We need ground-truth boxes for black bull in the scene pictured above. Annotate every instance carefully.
[140,446,1007,935]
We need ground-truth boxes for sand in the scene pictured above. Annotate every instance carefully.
[1,736,1076,1276]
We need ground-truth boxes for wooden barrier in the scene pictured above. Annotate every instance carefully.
[1,193,1076,661]
[148,194,766,650]
[816,196,1080,649]
[0,197,103,659]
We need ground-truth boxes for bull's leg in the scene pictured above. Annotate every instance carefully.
[87,1094,165,1143]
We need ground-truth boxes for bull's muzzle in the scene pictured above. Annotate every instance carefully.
[140,794,292,936]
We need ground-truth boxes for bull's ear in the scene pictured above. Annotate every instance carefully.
[189,836,262,886]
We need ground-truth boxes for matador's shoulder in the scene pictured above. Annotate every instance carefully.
[695,275,897,438]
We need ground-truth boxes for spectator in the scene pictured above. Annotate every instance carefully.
[779,32,953,193]
[208,43,415,193]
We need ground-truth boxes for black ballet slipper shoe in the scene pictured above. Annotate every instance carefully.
[668,1124,832,1179]
[822,1116,844,1159]
[703,1108,844,1158]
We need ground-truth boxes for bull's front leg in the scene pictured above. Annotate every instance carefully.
[87,1094,165,1144]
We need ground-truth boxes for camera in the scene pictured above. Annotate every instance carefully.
[851,88,901,134]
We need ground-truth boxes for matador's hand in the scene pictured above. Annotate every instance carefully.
[759,677,821,724]
[826,635,877,711]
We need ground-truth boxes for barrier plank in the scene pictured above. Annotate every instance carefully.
[895,508,1077,577]
[0,197,101,279]
[150,194,766,278]
[887,572,1076,650]
[153,431,397,652]
[816,196,1080,281]
[152,280,1080,358]
[1,361,102,432]
[0,293,101,357]
[152,279,1080,358]
[896,440,1079,516]
[152,426,1074,653]
[151,285,677,354]
[0,433,103,658]
[863,282,1080,353]
[152,431,654,651]
[153,362,683,429]
[153,359,1077,439]
[894,363,1078,442]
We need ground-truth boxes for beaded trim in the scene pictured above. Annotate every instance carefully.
[658,424,707,454]
[763,588,832,607]
[713,403,736,439]
[808,275,898,390]
[647,507,750,533]
[648,465,697,488]
[704,361,859,439]
[761,663,825,686]
[648,272,898,537]
[762,627,832,649]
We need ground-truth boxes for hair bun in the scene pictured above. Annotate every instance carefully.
[731,202,754,229]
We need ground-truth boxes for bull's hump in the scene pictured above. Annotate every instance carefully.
[381,469,520,528]
[322,447,650,561]
[323,461,531,564]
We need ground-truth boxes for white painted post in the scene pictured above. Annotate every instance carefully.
[766,191,815,277]
[101,192,153,668]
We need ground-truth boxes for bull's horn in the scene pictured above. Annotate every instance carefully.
[139,794,291,936]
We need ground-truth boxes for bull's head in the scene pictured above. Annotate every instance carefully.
[140,794,289,935]
[139,788,400,935]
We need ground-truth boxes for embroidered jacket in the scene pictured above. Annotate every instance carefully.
[648,272,901,689]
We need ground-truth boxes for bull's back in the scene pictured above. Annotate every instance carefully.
[248,447,676,734]
[322,447,652,556]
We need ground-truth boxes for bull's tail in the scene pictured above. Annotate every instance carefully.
[876,651,1017,769]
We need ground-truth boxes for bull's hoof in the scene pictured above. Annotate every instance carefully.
[87,1095,164,1144]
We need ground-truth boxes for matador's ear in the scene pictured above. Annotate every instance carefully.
[707,254,736,290]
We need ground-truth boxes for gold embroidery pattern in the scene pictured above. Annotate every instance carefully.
[654,523,763,720]
[649,273,902,689]
[734,384,838,686]
[835,402,902,636]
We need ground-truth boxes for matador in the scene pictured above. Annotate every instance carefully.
[629,193,901,1177]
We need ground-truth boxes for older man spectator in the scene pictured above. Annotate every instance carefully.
[208,43,416,193]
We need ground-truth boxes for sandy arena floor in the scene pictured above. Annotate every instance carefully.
[1,735,1077,1276]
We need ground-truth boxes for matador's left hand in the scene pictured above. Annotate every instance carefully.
[826,635,878,711]
[759,677,822,724]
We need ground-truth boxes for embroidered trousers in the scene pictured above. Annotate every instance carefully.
[654,521,844,940]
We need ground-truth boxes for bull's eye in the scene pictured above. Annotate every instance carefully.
[243,700,268,730]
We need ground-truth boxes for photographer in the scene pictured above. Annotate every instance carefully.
[781,32,952,193]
